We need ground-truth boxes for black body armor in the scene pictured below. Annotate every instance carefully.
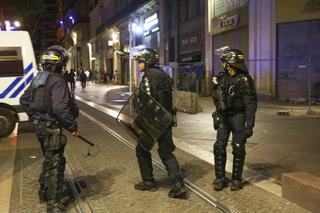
[29,71,51,113]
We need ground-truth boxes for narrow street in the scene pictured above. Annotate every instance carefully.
[1,87,309,212]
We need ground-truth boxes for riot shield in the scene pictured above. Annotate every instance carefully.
[116,88,173,151]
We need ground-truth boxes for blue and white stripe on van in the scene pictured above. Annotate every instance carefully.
[0,62,34,100]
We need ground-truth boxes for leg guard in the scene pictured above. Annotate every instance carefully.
[159,152,180,182]
[44,131,67,212]
[213,142,229,191]
[231,143,246,191]
[46,153,66,211]
[38,158,50,202]
[136,144,154,181]
[213,142,227,179]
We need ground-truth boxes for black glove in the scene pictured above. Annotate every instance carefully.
[244,127,253,138]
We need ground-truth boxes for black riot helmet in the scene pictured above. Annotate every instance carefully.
[134,48,159,67]
[39,45,69,73]
[220,49,247,72]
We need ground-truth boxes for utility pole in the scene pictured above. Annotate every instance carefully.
[129,21,133,94]
[308,55,311,111]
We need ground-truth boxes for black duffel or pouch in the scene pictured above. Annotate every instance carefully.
[212,111,220,130]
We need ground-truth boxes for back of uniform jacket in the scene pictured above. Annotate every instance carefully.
[20,72,78,132]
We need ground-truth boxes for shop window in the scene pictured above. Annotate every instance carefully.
[0,47,24,77]
[144,32,160,49]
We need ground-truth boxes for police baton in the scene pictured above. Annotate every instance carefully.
[69,131,99,156]
[78,135,95,147]
[77,135,99,157]
[68,130,95,146]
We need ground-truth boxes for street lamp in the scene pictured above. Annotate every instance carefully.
[112,32,119,43]
[132,23,143,34]
[1,20,21,31]
[13,21,21,28]
[5,21,10,31]
[69,16,75,24]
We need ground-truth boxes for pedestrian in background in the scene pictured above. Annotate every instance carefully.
[80,70,87,90]
[68,69,76,93]
[113,70,119,84]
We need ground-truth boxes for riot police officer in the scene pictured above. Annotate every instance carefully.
[20,45,79,212]
[212,49,257,191]
[133,48,187,199]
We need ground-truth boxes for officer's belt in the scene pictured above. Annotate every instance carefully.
[33,120,59,129]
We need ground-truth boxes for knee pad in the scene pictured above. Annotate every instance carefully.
[232,143,246,156]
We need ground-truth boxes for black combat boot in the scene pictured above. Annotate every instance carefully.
[231,143,245,191]
[168,178,187,199]
[213,177,229,191]
[213,148,229,191]
[47,202,66,213]
[134,179,158,192]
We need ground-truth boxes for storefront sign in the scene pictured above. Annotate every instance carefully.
[210,6,248,35]
[218,14,239,28]
[180,33,201,54]
[179,52,201,63]
[181,36,198,46]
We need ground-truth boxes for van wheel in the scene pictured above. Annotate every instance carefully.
[0,108,17,137]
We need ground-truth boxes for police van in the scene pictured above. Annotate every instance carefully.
[0,31,37,137]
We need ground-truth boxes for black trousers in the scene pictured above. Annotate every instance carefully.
[214,112,247,180]
[81,81,86,89]
[34,123,67,208]
[136,128,181,182]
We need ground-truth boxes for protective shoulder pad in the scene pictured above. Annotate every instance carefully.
[31,71,51,88]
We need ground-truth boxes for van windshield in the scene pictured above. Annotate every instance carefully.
[0,47,24,77]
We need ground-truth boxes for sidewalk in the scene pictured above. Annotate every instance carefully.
[174,96,320,196]
[75,83,320,197]
[0,128,17,212]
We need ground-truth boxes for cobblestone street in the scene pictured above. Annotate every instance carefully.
[1,99,309,212]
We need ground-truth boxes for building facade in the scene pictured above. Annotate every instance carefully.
[206,0,320,101]
[57,0,320,101]
[58,0,90,72]
[89,0,158,86]
[160,0,206,95]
